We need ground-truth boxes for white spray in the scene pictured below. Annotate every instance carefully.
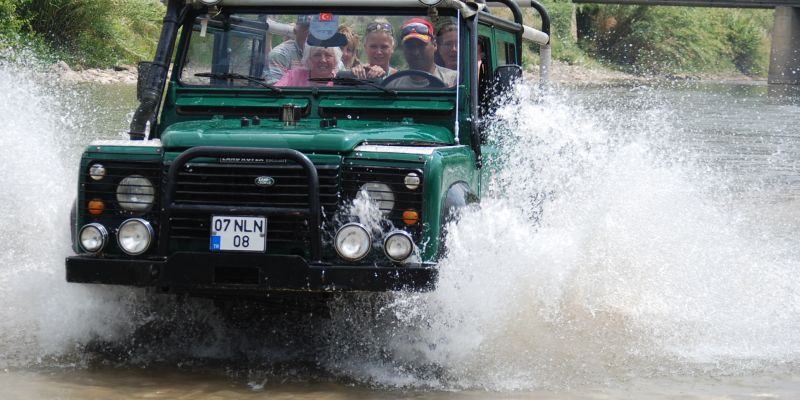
[324,83,800,389]
[2,56,799,391]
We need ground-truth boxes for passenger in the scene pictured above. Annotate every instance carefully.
[275,45,342,87]
[435,22,458,70]
[351,20,398,79]
[478,41,486,71]
[265,15,312,84]
[384,18,457,89]
[338,25,361,69]
[478,40,486,76]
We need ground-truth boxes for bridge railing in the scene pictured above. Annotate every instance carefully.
[570,0,798,8]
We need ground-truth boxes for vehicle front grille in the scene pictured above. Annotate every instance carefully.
[79,160,162,256]
[171,162,339,209]
[341,162,424,239]
[166,162,339,249]
[80,161,162,220]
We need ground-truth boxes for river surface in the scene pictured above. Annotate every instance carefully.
[1,61,800,399]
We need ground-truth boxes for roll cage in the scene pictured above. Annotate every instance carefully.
[132,0,551,167]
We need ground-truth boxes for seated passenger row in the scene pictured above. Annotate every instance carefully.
[265,16,458,88]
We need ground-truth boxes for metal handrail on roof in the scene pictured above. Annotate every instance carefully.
[169,0,550,46]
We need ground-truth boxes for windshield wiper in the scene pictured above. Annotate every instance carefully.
[195,72,282,93]
[309,77,397,95]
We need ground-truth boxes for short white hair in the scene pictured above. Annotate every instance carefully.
[301,46,342,71]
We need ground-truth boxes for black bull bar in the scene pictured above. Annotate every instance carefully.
[161,146,324,263]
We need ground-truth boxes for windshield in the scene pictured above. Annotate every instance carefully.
[179,11,460,91]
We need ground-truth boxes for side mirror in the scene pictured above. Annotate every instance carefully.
[491,64,522,96]
[136,61,154,101]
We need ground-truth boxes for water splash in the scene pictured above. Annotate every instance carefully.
[323,84,800,389]
[1,56,799,392]
[0,56,145,369]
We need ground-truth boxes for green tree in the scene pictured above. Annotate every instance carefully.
[590,6,770,76]
[0,0,22,36]
[12,0,163,68]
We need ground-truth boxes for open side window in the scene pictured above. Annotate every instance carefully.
[477,28,522,140]
[180,14,269,86]
[477,35,492,118]
[497,40,517,66]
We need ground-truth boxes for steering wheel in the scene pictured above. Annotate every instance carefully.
[335,70,382,83]
[381,70,447,88]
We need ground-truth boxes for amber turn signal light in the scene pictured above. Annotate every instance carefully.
[402,210,419,225]
[88,199,105,216]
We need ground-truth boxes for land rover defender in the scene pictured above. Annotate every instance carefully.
[66,0,551,299]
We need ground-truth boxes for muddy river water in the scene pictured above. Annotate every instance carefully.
[1,62,799,399]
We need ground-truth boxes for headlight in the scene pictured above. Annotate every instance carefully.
[356,182,395,215]
[334,223,371,261]
[384,230,414,262]
[116,175,155,213]
[79,223,108,253]
[117,218,154,255]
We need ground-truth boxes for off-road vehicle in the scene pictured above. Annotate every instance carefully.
[66,0,551,300]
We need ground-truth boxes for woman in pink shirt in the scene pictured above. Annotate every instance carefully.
[275,46,342,87]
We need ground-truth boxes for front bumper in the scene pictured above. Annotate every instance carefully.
[66,253,437,295]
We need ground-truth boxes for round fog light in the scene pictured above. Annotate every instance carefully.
[117,218,154,255]
[79,223,108,253]
[334,223,371,261]
[384,231,414,262]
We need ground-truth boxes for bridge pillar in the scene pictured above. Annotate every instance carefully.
[769,7,800,95]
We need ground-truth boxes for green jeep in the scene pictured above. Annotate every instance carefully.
[66,0,551,300]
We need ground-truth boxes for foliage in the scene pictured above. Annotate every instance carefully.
[537,0,588,65]
[725,11,771,75]
[111,0,165,63]
[490,0,594,69]
[0,0,776,76]
[0,0,51,65]
[0,0,22,36]
[587,6,771,76]
[6,0,163,68]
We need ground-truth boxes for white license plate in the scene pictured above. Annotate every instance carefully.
[210,216,266,252]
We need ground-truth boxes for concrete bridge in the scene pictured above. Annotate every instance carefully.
[570,0,800,91]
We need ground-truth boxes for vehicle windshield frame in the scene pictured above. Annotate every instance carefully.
[174,7,464,94]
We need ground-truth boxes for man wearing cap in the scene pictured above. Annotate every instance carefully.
[265,15,312,84]
[385,18,457,89]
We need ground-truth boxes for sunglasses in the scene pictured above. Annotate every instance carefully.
[400,22,431,38]
[366,22,394,34]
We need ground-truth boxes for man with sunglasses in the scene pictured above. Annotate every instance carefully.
[384,18,457,89]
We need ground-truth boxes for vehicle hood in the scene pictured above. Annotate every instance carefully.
[160,119,453,152]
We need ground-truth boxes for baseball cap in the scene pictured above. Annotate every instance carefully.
[400,18,434,44]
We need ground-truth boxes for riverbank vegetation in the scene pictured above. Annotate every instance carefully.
[0,0,775,77]
[0,0,162,68]
[530,1,773,77]
[578,4,773,76]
